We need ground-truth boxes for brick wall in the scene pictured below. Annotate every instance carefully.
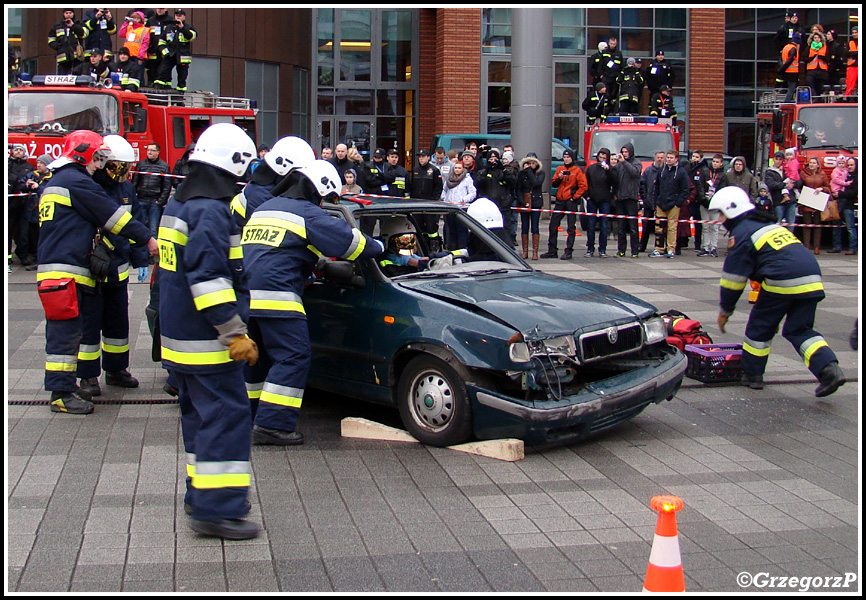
[688,9,725,153]
[418,9,481,148]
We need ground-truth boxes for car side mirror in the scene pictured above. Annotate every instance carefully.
[132,107,147,133]
[323,260,365,288]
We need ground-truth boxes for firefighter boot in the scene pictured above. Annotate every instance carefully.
[740,372,764,390]
[252,425,305,446]
[189,518,260,540]
[49,390,95,415]
[106,369,140,388]
[815,362,846,398]
[79,377,102,398]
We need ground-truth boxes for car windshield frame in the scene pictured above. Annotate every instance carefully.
[590,130,675,160]
[8,90,120,135]
[326,203,531,279]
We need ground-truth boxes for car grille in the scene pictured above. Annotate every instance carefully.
[579,323,643,362]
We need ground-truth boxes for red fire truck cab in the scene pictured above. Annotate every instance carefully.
[755,91,858,178]
[8,74,257,168]
[584,116,681,169]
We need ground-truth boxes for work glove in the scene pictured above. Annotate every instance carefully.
[228,335,258,366]
[138,266,148,282]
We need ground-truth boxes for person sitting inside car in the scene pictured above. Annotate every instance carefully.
[378,217,430,276]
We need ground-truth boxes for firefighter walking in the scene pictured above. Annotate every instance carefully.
[241,160,384,446]
[157,122,260,539]
[711,186,845,397]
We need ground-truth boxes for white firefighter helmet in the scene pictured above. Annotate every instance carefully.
[708,185,754,220]
[189,123,256,178]
[101,135,136,163]
[297,159,341,200]
[102,134,136,181]
[467,197,503,229]
[380,217,417,252]
[265,135,315,176]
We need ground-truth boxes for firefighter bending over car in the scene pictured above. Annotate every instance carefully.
[241,160,384,446]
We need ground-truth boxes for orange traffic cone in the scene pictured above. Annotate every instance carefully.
[643,495,685,592]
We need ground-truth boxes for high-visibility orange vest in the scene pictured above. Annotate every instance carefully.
[123,24,149,59]
[782,43,799,74]
[848,40,858,67]
[806,45,828,72]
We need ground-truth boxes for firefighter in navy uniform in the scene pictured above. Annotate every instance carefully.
[77,135,150,398]
[410,149,445,252]
[711,186,846,397]
[37,131,158,415]
[153,8,197,91]
[230,136,315,229]
[242,160,384,445]
[157,122,260,540]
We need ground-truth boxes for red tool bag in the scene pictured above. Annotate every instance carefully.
[661,309,713,351]
[37,278,80,320]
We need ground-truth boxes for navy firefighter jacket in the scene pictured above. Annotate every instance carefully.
[242,196,383,319]
[157,195,250,374]
[100,178,150,284]
[719,217,824,316]
[37,162,153,290]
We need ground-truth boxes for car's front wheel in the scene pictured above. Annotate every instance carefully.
[397,355,473,447]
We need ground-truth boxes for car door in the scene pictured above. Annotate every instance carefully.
[303,207,378,390]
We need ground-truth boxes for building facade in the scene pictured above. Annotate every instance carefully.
[11,7,858,165]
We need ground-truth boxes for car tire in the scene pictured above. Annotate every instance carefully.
[397,355,473,447]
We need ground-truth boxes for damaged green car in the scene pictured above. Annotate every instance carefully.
[304,195,686,447]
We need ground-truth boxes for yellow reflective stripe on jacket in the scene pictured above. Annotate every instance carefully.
[37,263,96,288]
[800,336,828,367]
[720,270,748,291]
[41,187,73,207]
[46,354,77,372]
[230,193,247,220]
[160,336,232,366]
[761,275,824,295]
[78,343,101,361]
[249,290,306,314]
[192,460,251,489]
[260,382,304,408]
[341,228,367,261]
[105,206,133,235]
[245,211,307,240]
[158,215,189,245]
[229,234,243,260]
[102,337,129,354]
[190,277,237,310]
[117,262,130,282]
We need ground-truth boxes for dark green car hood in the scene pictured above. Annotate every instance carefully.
[398,271,656,336]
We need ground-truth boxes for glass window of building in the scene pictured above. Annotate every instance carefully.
[245,61,279,146]
[482,8,512,54]
[315,9,416,164]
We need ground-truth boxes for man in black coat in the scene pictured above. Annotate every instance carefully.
[648,150,689,258]
[411,149,445,251]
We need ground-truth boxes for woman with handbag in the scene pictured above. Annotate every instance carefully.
[798,157,830,254]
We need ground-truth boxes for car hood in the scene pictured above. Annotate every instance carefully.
[398,271,656,335]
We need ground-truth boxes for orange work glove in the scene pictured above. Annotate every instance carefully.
[228,335,258,366]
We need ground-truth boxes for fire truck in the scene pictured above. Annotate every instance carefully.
[754,91,858,178]
[8,74,257,168]
[584,116,681,169]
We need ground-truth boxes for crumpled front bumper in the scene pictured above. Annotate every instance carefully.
[467,347,687,446]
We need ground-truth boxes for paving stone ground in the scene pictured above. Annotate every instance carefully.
[6,229,860,593]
